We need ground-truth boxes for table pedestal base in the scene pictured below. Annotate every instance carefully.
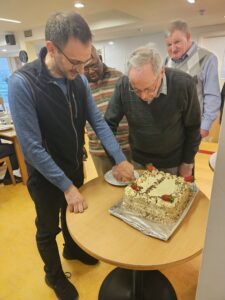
[99,268,177,300]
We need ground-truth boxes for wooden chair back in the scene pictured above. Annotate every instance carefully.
[0,156,16,185]
[0,97,6,112]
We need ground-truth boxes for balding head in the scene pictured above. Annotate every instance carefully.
[127,46,164,102]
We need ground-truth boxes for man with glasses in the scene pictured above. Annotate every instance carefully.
[84,46,130,176]
[105,46,201,177]
[8,12,134,300]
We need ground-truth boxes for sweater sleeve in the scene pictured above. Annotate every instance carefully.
[182,77,201,163]
[104,77,125,133]
[8,73,73,192]
[80,75,126,164]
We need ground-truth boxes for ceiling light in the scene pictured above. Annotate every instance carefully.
[187,0,196,3]
[74,1,85,8]
[1,49,7,52]
[0,17,21,23]
[108,41,114,45]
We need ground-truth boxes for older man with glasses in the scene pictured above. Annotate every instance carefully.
[8,12,134,300]
[105,46,201,177]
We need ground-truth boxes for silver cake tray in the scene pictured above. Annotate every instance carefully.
[109,184,198,241]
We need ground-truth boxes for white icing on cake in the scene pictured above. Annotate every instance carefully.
[123,169,191,224]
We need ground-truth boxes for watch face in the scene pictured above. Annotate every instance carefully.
[19,50,28,63]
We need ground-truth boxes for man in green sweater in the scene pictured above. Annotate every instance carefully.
[105,46,201,177]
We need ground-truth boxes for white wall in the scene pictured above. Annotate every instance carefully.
[1,22,225,76]
[201,36,225,88]
[196,94,225,300]
[93,23,225,76]
[94,32,167,73]
[0,34,21,57]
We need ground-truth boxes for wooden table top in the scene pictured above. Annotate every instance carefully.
[67,177,209,271]
[0,128,16,139]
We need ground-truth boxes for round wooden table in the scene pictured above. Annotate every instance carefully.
[67,177,209,300]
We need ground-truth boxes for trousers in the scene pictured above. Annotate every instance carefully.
[27,166,84,281]
[0,141,18,170]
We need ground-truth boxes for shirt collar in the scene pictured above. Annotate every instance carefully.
[158,73,167,96]
[172,41,197,63]
[147,73,167,104]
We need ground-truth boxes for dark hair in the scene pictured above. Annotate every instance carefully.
[45,12,92,47]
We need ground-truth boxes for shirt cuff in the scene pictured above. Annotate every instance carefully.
[181,162,194,169]
[112,151,127,165]
[58,177,73,192]
[201,118,212,131]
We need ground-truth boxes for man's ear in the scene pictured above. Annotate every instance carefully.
[46,41,56,57]
[99,54,103,62]
[160,66,165,76]
[186,32,191,43]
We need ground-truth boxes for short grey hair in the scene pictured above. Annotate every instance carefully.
[45,12,92,48]
[165,20,190,38]
[127,46,163,75]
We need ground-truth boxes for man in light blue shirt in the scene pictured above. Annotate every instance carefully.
[165,19,221,138]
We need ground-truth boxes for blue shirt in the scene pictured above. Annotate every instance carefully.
[172,42,221,131]
[8,73,126,191]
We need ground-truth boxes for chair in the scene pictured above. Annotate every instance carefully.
[0,97,6,112]
[0,156,16,185]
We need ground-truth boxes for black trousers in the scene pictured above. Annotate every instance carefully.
[0,141,19,169]
[27,166,84,281]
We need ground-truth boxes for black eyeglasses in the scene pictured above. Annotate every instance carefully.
[54,43,93,67]
[84,62,99,71]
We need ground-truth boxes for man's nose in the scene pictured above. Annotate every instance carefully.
[171,44,177,53]
[89,68,95,75]
[140,90,150,101]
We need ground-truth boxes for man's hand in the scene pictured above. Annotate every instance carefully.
[64,184,87,213]
[200,129,209,138]
[112,161,135,182]
[178,163,193,178]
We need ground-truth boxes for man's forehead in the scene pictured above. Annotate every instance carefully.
[129,71,153,88]
[168,30,187,40]
[85,54,101,68]
[64,38,91,54]
[129,64,154,79]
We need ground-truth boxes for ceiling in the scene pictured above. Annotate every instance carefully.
[0,0,225,42]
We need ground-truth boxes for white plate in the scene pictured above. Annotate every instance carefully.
[104,170,139,186]
[0,125,14,131]
[209,152,217,171]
